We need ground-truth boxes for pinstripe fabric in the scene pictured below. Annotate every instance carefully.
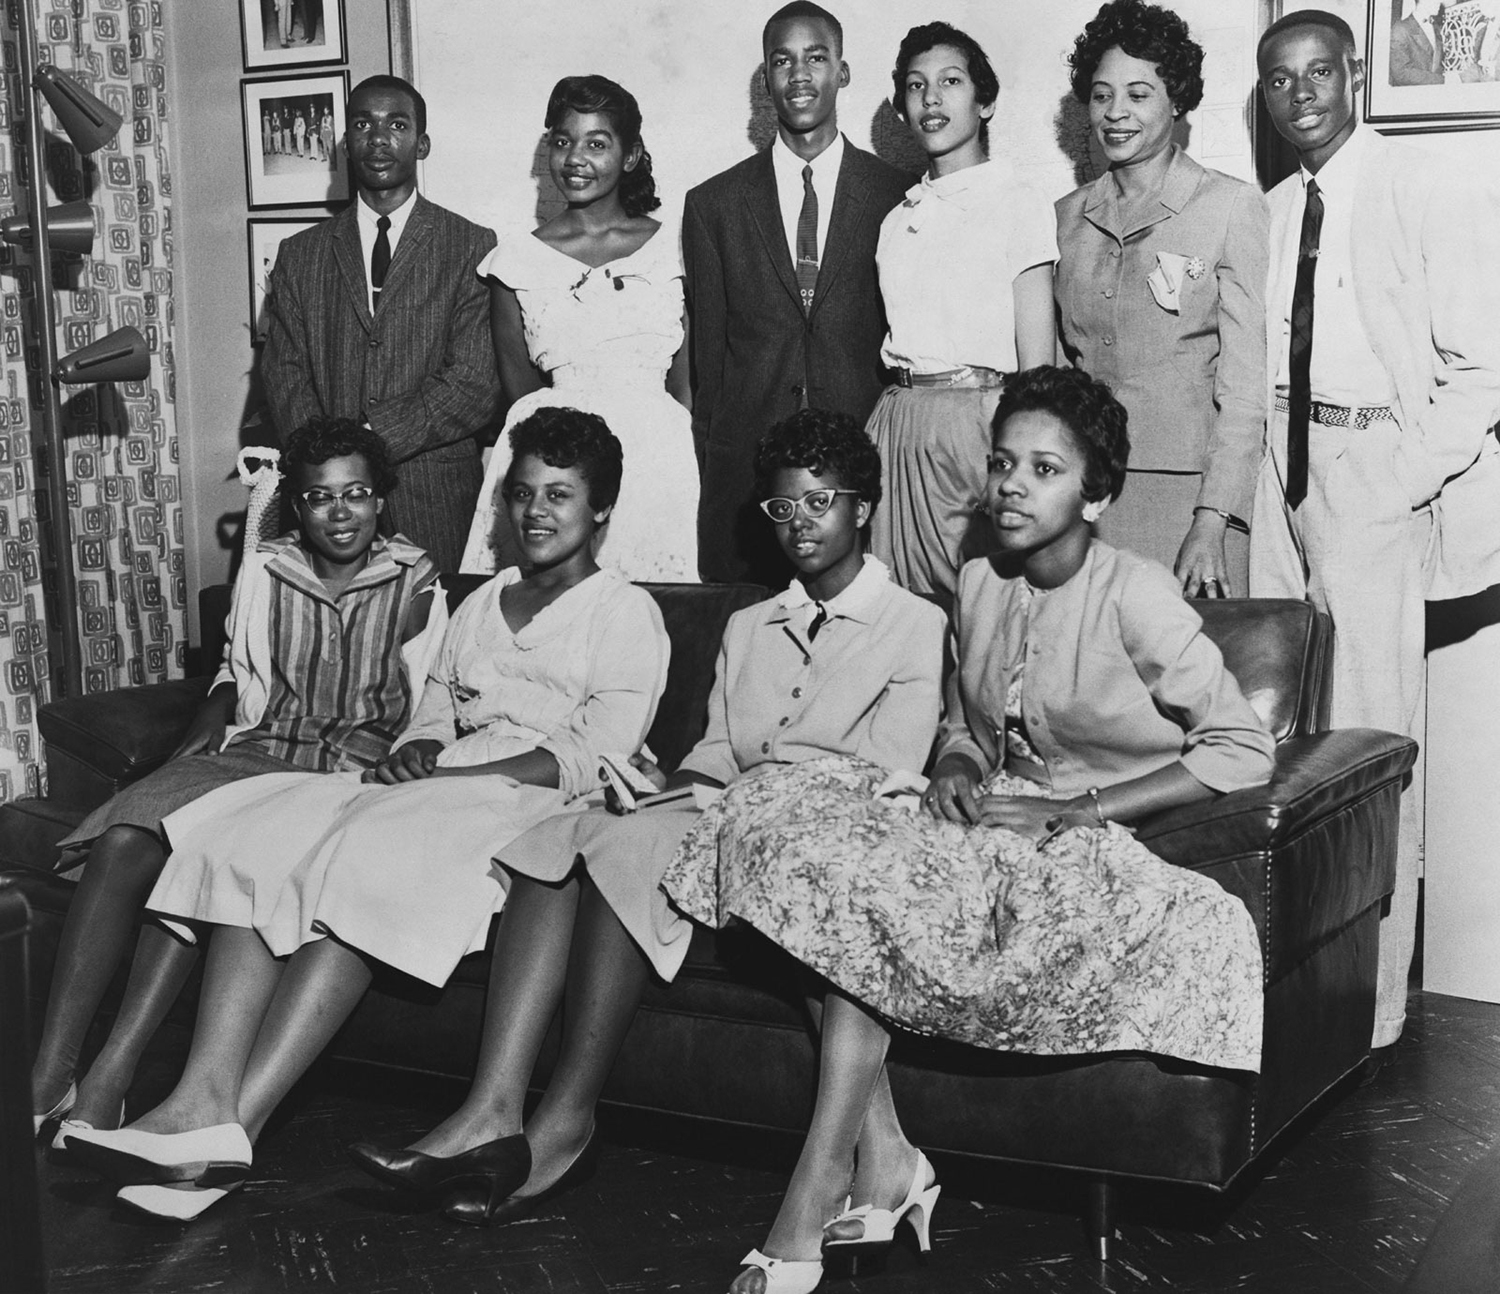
[231,535,437,772]
[261,196,502,570]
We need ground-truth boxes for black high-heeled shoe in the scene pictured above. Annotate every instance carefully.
[346,1133,530,1200]
[443,1126,599,1227]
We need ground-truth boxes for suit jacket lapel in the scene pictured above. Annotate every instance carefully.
[379,194,435,306]
[809,143,869,322]
[330,205,372,329]
[743,149,803,311]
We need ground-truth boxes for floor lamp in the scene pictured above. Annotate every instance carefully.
[1,6,151,698]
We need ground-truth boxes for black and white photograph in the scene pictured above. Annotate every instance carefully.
[241,72,349,208]
[246,217,319,343]
[1368,0,1500,126]
[239,0,347,71]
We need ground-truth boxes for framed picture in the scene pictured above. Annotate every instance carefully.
[1367,0,1500,131]
[247,217,321,345]
[243,72,350,209]
[240,0,348,71]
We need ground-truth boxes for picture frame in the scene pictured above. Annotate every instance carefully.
[1367,0,1500,131]
[247,217,321,345]
[240,0,348,72]
[242,72,350,209]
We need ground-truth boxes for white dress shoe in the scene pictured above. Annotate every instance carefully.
[117,1179,243,1222]
[823,1150,941,1261]
[64,1122,252,1185]
[32,1081,77,1136]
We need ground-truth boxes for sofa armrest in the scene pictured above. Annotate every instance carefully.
[1135,729,1417,866]
[38,678,213,813]
[1134,729,1417,982]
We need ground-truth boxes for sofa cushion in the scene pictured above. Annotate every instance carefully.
[1194,599,1329,741]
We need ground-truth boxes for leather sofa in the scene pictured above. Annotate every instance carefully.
[0,577,1417,1255]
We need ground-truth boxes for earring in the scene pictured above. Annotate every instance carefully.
[1082,501,1104,523]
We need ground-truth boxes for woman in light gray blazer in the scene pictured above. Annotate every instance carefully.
[1055,0,1268,597]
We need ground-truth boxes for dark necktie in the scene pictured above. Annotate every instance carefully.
[807,602,828,642]
[370,214,391,311]
[795,164,818,313]
[1286,178,1322,510]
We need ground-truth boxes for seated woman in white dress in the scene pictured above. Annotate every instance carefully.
[65,409,671,1222]
[462,74,697,582]
[346,409,946,1230]
[668,367,1275,1294]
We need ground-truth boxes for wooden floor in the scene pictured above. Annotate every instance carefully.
[32,988,1500,1294]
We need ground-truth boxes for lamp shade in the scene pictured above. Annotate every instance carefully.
[0,201,96,256]
[54,326,150,383]
[33,66,123,155]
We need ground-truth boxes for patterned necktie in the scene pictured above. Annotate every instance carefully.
[370,214,391,311]
[807,602,828,642]
[795,164,818,313]
[1286,178,1322,510]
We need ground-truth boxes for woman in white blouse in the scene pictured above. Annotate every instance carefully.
[868,21,1059,610]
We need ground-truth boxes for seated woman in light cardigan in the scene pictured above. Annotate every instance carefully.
[346,408,948,1241]
[666,365,1275,1294]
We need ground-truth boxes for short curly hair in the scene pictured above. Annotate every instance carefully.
[991,366,1130,504]
[284,416,397,496]
[545,75,660,218]
[504,406,624,512]
[1068,0,1205,117]
[892,22,1000,147]
[753,408,882,515]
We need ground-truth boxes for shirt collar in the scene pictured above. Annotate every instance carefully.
[772,130,845,190]
[905,155,1010,209]
[357,188,418,244]
[773,554,892,626]
[1299,122,1368,197]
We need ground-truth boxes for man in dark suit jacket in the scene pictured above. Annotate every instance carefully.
[684,2,909,584]
[262,76,500,569]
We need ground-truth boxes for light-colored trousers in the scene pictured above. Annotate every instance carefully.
[1250,406,1430,1049]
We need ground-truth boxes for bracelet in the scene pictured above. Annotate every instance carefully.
[1086,786,1107,827]
[1193,506,1232,523]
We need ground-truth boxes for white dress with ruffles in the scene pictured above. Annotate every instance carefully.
[461,224,698,581]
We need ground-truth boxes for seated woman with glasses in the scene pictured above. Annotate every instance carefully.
[64,408,671,1222]
[345,409,947,1239]
[30,418,443,1143]
[669,366,1275,1294]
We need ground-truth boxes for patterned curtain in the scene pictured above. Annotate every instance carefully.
[0,0,183,803]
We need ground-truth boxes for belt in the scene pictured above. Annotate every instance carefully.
[1274,393,1396,429]
[893,365,1005,390]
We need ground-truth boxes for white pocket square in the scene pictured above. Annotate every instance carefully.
[1147,252,1189,313]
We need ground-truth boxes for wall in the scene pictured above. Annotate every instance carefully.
[163,0,390,642]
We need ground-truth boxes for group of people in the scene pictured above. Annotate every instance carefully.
[28,2,1500,1292]
[261,102,336,166]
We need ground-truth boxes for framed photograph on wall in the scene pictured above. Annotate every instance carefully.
[247,217,321,345]
[241,0,348,71]
[1367,0,1500,131]
[243,72,350,209]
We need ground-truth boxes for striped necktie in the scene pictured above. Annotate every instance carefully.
[370,214,391,312]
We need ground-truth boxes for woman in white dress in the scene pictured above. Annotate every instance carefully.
[462,75,697,582]
[66,409,671,1221]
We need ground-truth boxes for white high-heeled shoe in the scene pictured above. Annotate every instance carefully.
[822,1150,941,1264]
[64,1122,252,1186]
[116,1179,244,1222]
[735,1247,823,1294]
[32,1081,77,1136]
[52,1102,126,1153]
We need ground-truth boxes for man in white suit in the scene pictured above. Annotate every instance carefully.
[1251,10,1500,1066]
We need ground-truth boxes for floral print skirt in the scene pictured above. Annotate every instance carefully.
[662,755,1263,1072]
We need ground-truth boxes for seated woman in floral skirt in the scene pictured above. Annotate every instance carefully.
[668,365,1276,1294]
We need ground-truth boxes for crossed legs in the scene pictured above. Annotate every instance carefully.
[729,989,918,1293]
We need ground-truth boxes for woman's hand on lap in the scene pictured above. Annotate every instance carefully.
[924,759,983,824]
[364,740,443,784]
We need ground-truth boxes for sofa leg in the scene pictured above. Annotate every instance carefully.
[1086,1178,1116,1262]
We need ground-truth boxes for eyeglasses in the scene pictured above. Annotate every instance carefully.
[758,489,859,523]
[296,485,377,511]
